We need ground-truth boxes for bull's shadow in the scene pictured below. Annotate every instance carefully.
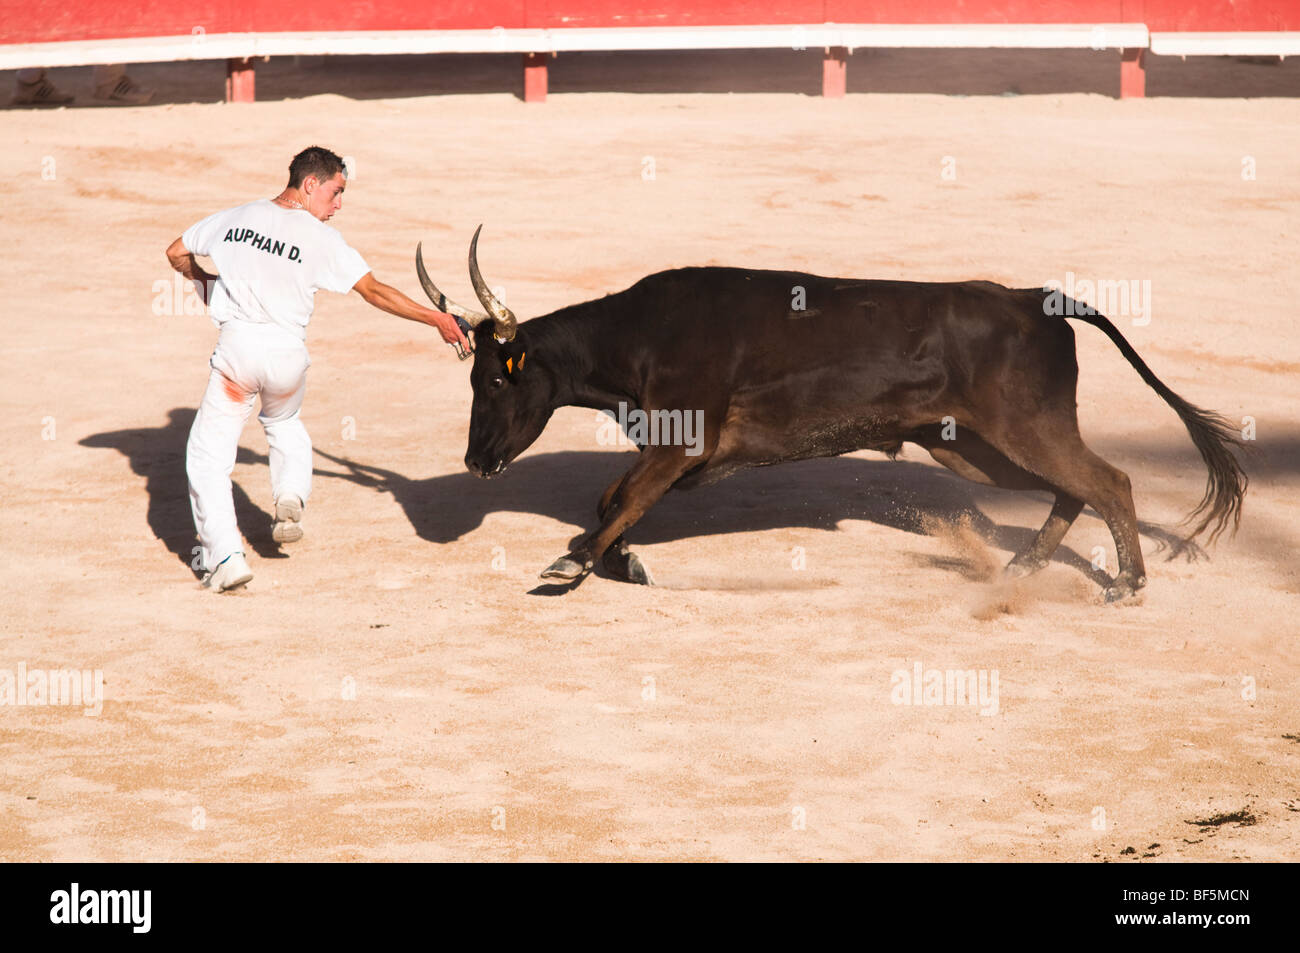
[310,446,1196,588]
[79,407,342,576]
[77,410,1206,587]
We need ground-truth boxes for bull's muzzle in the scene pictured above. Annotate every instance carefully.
[466,455,508,479]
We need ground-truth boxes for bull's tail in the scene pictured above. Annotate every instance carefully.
[1063,303,1248,545]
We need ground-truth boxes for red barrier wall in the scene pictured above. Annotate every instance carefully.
[2,0,1298,45]
[1140,0,1300,31]
[0,1,527,43]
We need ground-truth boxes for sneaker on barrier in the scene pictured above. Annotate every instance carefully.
[204,552,253,592]
[12,76,74,106]
[272,495,304,544]
[92,75,154,106]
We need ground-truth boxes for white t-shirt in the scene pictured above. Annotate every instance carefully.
[182,199,370,340]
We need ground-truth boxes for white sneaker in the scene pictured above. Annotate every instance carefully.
[272,495,304,544]
[204,552,253,592]
[92,75,154,106]
[11,76,74,106]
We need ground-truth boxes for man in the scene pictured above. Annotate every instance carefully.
[165,146,470,592]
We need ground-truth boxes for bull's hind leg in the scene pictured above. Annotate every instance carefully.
[978,422,1146,602]
[915,426,1084,578]
[1005,494,1085,578]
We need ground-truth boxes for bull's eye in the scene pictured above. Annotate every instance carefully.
[489,376,506,390]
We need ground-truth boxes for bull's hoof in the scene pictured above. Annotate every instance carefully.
[1103,574,1147,605]
[1003,555,1048,580]
[1103,585,1136,604]
[540,553,594,582]
[603,547,654,586]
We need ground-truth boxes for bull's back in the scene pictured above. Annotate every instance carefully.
[634,267,1035,373]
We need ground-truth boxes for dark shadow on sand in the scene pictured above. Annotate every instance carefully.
[73,407,1233,589]
[79,407,340,576]
[308,445,1210,590]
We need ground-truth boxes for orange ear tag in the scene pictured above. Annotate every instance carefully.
[506,357,513,373]
[519,352,526,368]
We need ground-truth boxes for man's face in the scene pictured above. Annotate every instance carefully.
[303,171,346,221]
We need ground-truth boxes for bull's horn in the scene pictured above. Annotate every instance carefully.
[416,241,491,327]
[467,225,518,342]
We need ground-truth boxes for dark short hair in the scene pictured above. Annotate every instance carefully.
[287,146,346,188]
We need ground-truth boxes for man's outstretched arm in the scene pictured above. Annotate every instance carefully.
[353,272,471,352]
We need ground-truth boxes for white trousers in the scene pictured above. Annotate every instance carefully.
[187,321,312,571]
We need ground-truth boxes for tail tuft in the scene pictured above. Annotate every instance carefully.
[1164,398,1248,545]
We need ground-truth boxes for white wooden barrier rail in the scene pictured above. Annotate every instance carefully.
[0,24,1151,66]
[1149,32,1300,57]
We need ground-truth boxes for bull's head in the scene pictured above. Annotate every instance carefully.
[416,227,556,478]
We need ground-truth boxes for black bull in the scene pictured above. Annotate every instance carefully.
[418,239,1247,603]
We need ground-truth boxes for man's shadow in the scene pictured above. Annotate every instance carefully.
[311,446,1200,590]
[80,408,332,577]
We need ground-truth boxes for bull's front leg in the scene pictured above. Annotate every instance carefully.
[590,472,653,584]
[540,447,696,585]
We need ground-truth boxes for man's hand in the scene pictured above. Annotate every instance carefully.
[353,272,473,356]
[429,311,470,347]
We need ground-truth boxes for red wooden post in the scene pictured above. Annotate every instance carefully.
[226,57,255,102]
[1120,47,1146,99]
[823,46,848,98]
[524,52,548,103]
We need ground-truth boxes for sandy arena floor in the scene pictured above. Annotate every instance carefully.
[1,50,1297,861]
